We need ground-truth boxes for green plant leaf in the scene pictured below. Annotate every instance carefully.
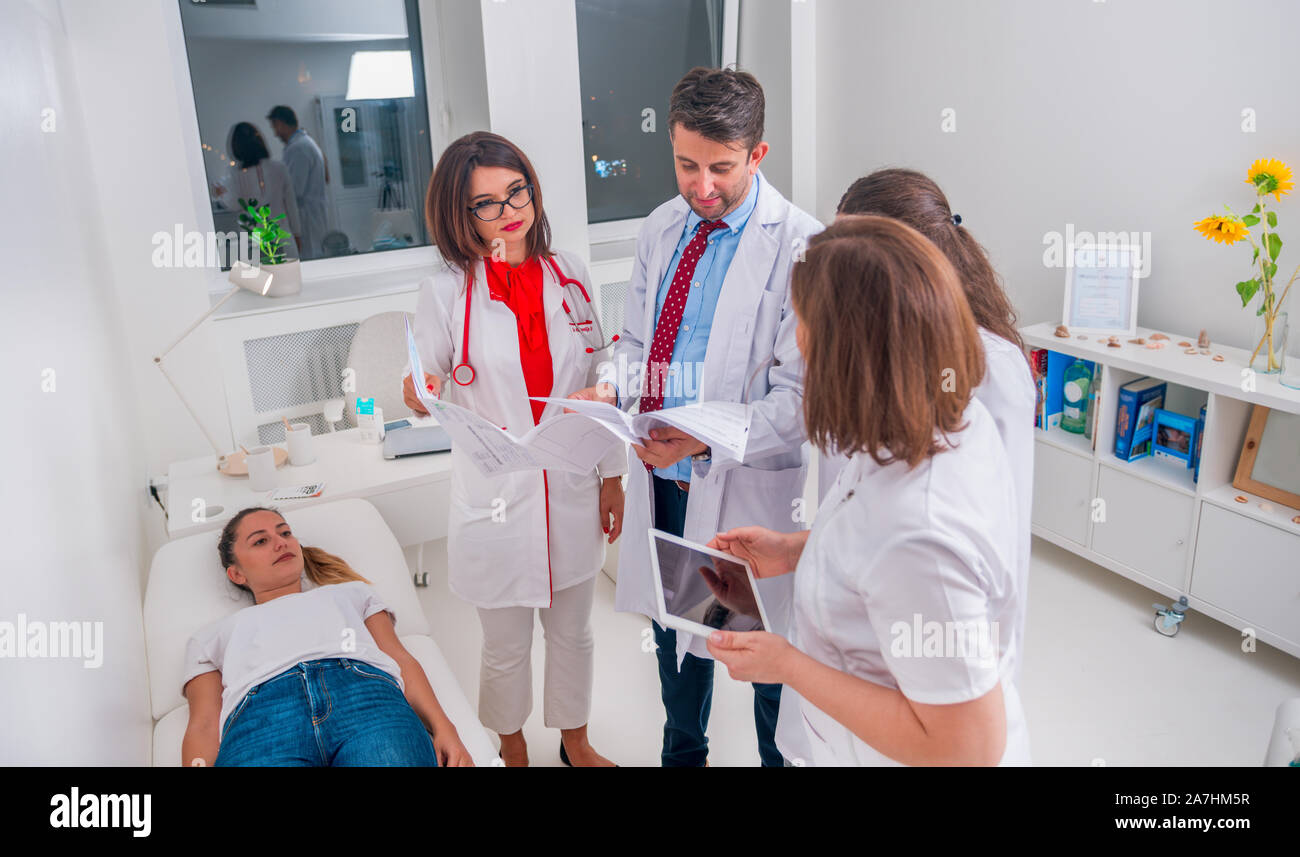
[1242,214,1260,227]
[1267,211,1278,228]
[1266,261,1278,279]
[1236,278,1260,307]
[1252,203,1261,213]
[1267,232,1282,261]
[1252,246,1259,264]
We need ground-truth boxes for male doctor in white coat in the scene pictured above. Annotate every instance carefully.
[571,67,821,766]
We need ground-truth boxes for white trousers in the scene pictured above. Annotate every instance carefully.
[475,576,596,734]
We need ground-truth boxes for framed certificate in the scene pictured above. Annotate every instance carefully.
[1062,243,1142,336]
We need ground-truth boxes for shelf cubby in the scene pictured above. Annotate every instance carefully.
[1022,322,1300,658]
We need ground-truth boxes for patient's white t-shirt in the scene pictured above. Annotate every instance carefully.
[181,580,405,739]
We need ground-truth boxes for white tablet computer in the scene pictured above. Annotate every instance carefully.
[648,528,773,638]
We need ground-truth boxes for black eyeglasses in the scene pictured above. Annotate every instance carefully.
[468,184,534,222]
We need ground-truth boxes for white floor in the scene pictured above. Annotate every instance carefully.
[410,536,1300,766]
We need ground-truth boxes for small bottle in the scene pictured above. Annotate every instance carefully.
[1061,359,1090,434]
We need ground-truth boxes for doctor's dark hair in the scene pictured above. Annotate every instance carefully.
[229,122,270,169]
[424,131,552,275]
[668,67,765,152]
[792,216,985,470]
[217,507,370,597]
[837,169,1025,357]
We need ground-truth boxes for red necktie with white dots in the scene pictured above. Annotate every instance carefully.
[639,218,728,470]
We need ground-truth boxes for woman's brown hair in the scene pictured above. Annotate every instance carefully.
[424,131,552,275]
[793,215,985,469]
[837,168,1025,356]
[217,507,369,595]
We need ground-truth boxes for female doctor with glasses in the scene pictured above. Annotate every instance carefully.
[402,132,625,767]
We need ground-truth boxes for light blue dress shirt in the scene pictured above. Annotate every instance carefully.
[648,171,761,482]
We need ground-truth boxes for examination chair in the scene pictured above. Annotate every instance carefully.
[144,497,497,766]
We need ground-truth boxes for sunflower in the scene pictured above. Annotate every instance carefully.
[1245,158,1294,200]
[1194,213,1250,245]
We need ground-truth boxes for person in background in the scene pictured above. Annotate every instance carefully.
[211,122,302,257]
[830,169,1034,688]
[569,67,821,767]
[402,131,625,767]
[706,215,1030,766]
[267,105,327,259]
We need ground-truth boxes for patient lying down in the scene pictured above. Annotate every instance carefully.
[181,507,473,767]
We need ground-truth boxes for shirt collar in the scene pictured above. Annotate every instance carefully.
[684,170,762,236]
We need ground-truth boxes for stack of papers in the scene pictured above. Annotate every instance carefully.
[405,318,753,477]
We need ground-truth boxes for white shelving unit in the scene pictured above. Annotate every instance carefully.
[1021,322,1300,658]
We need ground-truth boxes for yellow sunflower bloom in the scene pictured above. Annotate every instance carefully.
[1194,214,1249,245]
[1245,158,1294,200]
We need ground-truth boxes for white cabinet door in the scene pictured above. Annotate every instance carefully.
[1031,441,1093,545]
[1092,466,1194,589]
[1192,503,1300,645]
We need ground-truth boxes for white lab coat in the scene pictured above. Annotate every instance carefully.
[413,249,627,609]
[779,398,1031,766]
[282,129,328,258]
[602,173,823,665]
[816,327,1036,682]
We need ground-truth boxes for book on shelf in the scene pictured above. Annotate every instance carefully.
[1114,377,1166,462]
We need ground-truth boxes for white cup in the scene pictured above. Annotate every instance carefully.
[286,422,315,465]
[246,446,277,491]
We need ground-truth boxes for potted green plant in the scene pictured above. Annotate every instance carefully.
[229,197,300,296]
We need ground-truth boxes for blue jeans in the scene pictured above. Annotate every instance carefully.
[651,476,785,767]
[214,658,438,767]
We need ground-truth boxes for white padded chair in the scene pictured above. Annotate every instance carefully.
[343,310,415,428]
[144,497,496,766]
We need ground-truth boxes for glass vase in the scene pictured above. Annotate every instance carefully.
[1251,308,1288,376]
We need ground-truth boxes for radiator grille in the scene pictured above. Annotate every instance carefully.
[600,279,629,343]
[242,323,359,413]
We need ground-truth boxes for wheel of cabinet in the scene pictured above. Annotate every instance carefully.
[1153,614,1181,637]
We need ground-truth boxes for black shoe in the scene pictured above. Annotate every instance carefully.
[559,740,572,767]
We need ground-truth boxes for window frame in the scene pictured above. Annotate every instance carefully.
[165,0,445,294]
[584,0,739,248]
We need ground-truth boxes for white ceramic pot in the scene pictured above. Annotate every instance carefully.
[262,259,302,297]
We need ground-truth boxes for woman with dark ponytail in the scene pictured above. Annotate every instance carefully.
[180,507,473,767]
[831,168,1035,685]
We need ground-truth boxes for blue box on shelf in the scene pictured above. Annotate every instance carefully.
[1114,377,1166,462]
[1152,408,1199,467]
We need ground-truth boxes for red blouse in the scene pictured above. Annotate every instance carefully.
[483,255,553,424]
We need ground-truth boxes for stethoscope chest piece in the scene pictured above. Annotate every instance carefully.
[451,363,476,386]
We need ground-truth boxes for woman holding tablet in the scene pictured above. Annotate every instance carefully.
[401,132,625,767]
[705,216,1030,766]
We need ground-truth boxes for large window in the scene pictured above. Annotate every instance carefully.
[576,0,726,226]
[177,0,434,264]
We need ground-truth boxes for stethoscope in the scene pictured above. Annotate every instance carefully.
[451,254,619,386]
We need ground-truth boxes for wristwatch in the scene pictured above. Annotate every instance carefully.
[691,446,712,462]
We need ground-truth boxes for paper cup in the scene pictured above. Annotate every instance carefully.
[246,446,277,491]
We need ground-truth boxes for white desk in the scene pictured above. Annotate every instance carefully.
[165,422,453,551]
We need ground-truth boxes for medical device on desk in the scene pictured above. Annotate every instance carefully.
[450,255,618,387]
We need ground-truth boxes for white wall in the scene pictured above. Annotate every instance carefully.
[0,0,152,764]
[815,0,1300,352]
[480,0,591,263]
[61,0,233,491]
